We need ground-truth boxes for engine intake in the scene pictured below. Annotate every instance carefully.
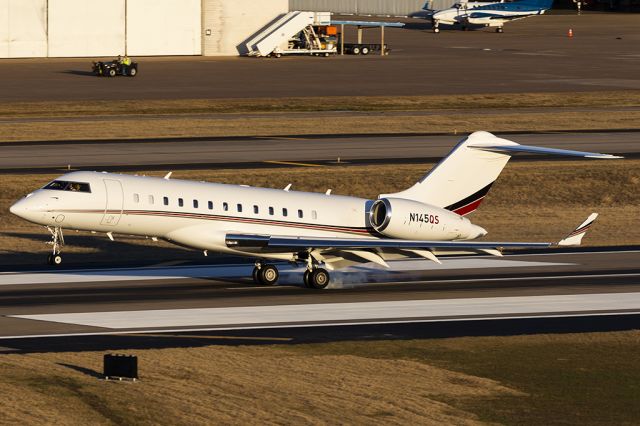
[369,197,482,240]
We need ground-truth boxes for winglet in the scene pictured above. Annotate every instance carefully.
[163,172,173,180]
[558,213,598,246]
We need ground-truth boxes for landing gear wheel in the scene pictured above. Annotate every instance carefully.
[433,27,440,33]
[47,254,62,266]
[308,268,330,290]
[303,270,312,288]
[259,264,279,286]
[496,27,503,33]
[252,266,263,285]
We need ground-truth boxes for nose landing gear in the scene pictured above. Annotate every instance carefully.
[46,226,64,266]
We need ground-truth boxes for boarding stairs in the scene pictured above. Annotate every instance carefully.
[245,11,331,57]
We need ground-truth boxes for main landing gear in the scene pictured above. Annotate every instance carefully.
[46,226,64,266]
[252,262,279,286]
[251,260,331,289]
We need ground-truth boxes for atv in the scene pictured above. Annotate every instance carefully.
[92,59,138,77]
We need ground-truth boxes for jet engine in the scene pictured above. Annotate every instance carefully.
[369,198,486,240]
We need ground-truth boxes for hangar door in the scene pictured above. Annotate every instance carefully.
[48,0,125,57]
[0,0,47,58]
[127,0,201,56]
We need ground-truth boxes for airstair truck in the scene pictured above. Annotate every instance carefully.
[246,12,337,58]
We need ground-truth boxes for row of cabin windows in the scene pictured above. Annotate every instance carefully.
[132,193,317,219]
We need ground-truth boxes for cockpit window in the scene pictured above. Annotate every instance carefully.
[43,180,91,193]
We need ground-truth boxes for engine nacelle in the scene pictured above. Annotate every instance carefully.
[369,198,486,240]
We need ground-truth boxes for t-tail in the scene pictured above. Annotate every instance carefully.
[519,0,554,10]
[381,131,621,216]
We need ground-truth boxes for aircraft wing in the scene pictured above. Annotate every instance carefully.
[225,214,596,270]
[467,12,532,20]
[226,234,550,250]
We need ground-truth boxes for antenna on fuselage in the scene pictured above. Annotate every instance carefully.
[164,172,173,180]
[284,183,292,191]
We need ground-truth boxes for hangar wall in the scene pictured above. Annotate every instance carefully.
[48,0,125,57]
[202,0,288,56]
[127,0,201,56]
[0,0,287,58]
[0,0,47,58]
[288,0,453,14]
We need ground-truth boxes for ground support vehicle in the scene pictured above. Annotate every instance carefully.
[342,43,389,55]
[92,60,138,77]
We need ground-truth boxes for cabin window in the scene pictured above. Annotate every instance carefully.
[253,205,259,214]
[43,180,91,193]
[178,198,184,207]
[149,195,154,204]
[163,196,169,206]
[223,202,228,211]
[237,204,243,213]
[133,193,140,203]
[193,200,199,208]
[298,209,303,219]
[269,207,274,216]
[208,201,213,210]
[282,208,288,217]
[312,210,318,220]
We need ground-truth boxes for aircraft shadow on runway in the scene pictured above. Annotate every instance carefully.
[0,231,240,271]
[3,315,640,354]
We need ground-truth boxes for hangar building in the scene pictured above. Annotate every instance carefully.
[0,0,434,59]
[0,0,287,58]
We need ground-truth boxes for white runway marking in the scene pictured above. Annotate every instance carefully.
[12,292,640,330]
[0,258,571,286]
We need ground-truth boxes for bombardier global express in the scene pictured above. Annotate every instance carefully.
[10,131,619,289]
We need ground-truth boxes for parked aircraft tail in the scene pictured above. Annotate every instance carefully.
[380,131,620,216]
[521,0,554,9]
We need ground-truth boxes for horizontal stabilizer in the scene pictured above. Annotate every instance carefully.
[469,144,623,159]
[558,213,598,246]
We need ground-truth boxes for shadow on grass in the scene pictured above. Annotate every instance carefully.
[58,362,103,379]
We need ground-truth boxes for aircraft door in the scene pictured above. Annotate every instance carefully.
[101,179,123,226]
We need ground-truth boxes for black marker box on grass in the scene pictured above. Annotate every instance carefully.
[104,354,138,380]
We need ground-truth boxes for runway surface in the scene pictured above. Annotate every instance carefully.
[0,14,638,102]
[1,249,638,352]
[0,131,636,173]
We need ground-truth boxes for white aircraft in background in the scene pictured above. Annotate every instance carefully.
[11,131,618,289]
[425,0,554,33]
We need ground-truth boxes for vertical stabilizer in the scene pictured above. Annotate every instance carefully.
[380,131,517,215]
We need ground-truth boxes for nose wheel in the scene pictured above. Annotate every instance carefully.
[46,227,64,266]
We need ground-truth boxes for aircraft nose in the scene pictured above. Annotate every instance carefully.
[9,199,24,217]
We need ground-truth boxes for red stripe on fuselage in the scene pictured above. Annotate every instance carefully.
[452,197,485,216]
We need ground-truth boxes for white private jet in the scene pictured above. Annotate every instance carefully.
[425,0,554,33]
[10,131,619,289]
